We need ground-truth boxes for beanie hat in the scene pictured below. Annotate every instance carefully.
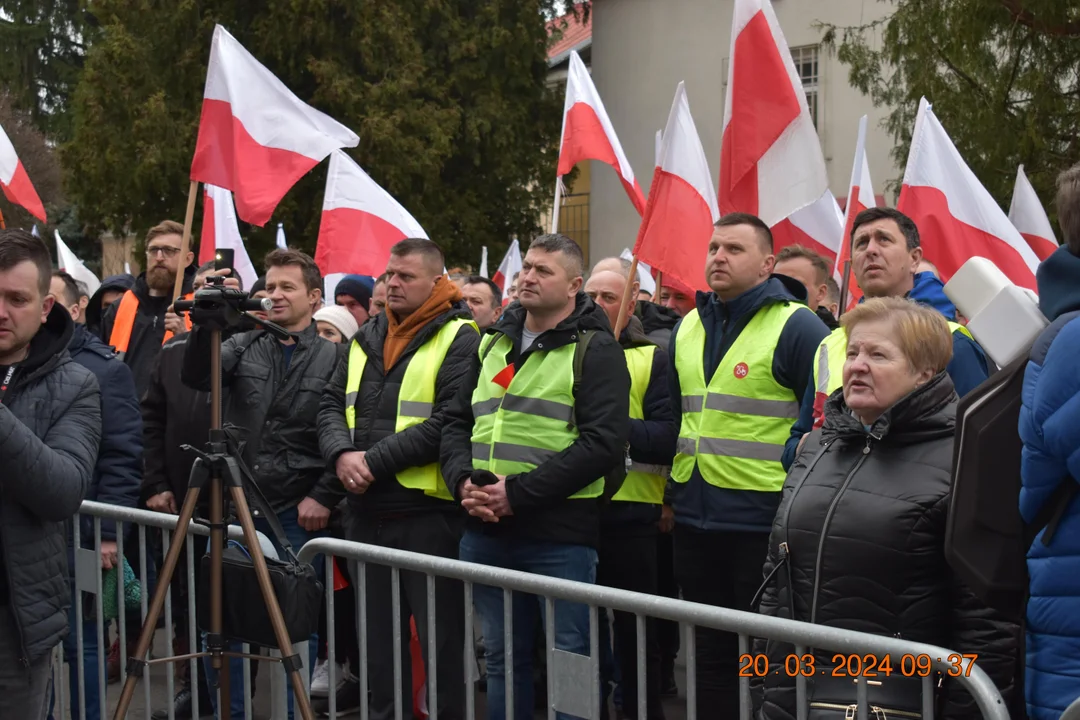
[249,275,267,296]
[334,274,372,308]
[314,305,360,340]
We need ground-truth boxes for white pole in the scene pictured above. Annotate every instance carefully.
[550,177,563,234]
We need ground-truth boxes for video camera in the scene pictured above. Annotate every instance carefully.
[173,275,275,332]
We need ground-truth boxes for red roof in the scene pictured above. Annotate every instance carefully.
[547,9,591,63]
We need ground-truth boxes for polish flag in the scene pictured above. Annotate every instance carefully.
[198,184,259,291]
[897,98,1038,289]
[834,115,876,309]
[491,239,523,303]
[633,82,719,294]
[774,190,845,264]
[0,123,46,222]
[315,150,426,298]
[1008,165,1057,261]
[557,51,646,215]
[190,25,359,227]
[718,0,827,236]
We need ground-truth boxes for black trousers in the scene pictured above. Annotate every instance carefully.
[345,509,466,720]
[673,526,769,720]
[598,522,666,720]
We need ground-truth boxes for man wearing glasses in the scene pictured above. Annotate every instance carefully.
[101,221,195,399]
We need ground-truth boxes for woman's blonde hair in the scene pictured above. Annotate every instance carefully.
[840,297,953,374]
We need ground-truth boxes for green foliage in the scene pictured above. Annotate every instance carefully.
[821,0,1079,212]
[64,0,571,268]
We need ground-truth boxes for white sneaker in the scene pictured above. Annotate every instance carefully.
[310,659,331,697]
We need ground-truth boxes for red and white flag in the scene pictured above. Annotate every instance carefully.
[198,184,259,291]
[315,150,426,297]
[779,190,845,266]
[633,82,719,294]
[557,51,645,216]
[492,239,523,303]
[834,115,876,308]
[0,123,46,222]
[190,25,359,227]
[897,98,1039,289]
[718,0,828,245]
[1008,165,1057,262]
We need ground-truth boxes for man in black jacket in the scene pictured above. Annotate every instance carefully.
[318,238,477,720]
[441,234,630,720]
[0,230,101,718]
[50,270,143,720]
[182,249,341,719]
[101,220,195,398]
[584,268,676,720]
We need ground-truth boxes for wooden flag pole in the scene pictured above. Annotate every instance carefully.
[653,271,663,302]
[173,179,199,301]
[837,260,852,318]
[614,255,639,337]
[0,208,6,229]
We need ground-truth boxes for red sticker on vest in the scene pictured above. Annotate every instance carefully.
[492,363,515,390]
[733,362,749,379]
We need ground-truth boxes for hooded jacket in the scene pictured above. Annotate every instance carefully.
[181,321,343,512]
[317,299,480,515]
[101,266,195,399]
[440,292,631,548]
[1018,245,1080,720]
[0,305,100,663]
[634,300,681,350]
[755,374,1018,720]
[85,273,134,337]
[781,272,990,471]
[666,276,830,532]
[66,323,142,542]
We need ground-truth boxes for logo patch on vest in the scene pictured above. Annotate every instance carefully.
[733,362,749,379]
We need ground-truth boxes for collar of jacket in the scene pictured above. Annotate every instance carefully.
[67,322,117,360]
[486,291,611,354]
[635,300,680,334]
[10,304,75,391]
[821,370,957,445]
[695,274,803,327]
[909,271,958,320]
[1037,245,1080,321]
[619,315,655,349]
[355,300,472,359]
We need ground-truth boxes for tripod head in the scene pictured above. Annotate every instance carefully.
[174,276,291,340]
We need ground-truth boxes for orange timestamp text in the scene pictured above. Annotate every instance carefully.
[738,653,979,678]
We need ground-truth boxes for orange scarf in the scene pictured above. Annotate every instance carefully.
[384,277,462,371]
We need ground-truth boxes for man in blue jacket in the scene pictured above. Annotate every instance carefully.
[782,207,990,470]
[50,271,143,720]
[666,213,829,718]
[1019,162,1080,720]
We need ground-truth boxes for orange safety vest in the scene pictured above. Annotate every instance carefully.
[109,289,193,360]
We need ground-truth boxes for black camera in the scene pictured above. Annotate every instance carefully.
[174,276,272,331]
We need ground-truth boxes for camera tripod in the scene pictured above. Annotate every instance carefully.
[112,283,315,720]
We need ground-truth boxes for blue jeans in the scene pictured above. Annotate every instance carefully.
[204,506,325,719]
[459,531,597,720]
[48,589,104,720]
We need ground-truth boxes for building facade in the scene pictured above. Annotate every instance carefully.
[571,0,894,265]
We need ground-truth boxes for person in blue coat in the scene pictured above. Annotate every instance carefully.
[1018,163,1080,720]
[50,271,143,720]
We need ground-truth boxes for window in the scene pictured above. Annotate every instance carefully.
[791,45,819,128]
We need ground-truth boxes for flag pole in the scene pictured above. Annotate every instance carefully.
[173,180,199,301]
[653,271,663,302]
[550,176,563,233]
[0,208,6,229]
[838,260,852,318]
[614,256,639,337]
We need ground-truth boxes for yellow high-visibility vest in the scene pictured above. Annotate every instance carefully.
[672,303,802,492]
[344,317,477,501]
[613,345,667,505]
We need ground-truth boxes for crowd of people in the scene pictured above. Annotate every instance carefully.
[1,162,1078,720]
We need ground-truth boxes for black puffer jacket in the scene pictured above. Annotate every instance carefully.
[0,306,101,662]
[754,373,1018,719]
[440,292,631,548]
[317,301,480,515]
[181,321,344,512]
[634,300,680,350]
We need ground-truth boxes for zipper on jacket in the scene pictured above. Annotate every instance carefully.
[810,434,875,623]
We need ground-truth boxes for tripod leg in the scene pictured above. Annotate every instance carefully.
[112,486,203,719]
[227,487,316,720]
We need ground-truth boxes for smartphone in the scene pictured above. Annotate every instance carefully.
[215,248,235,274]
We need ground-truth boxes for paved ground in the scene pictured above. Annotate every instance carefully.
[56,631,692,719]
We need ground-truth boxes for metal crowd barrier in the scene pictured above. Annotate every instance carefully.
[66,501,1010,720]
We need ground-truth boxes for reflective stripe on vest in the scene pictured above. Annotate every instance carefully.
[344,317,477,501]
[672,303,801,492]
[810,321,975,427]
[469,332,604,500]
[613,345,666,504]
[109,289,193,359]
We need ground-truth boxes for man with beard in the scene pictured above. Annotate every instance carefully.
[101,221,195,397]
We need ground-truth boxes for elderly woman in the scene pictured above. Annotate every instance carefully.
[754,298,1017,719]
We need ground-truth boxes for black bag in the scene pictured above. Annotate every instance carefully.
[808,675,924,719]
[945,311,1080,618]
